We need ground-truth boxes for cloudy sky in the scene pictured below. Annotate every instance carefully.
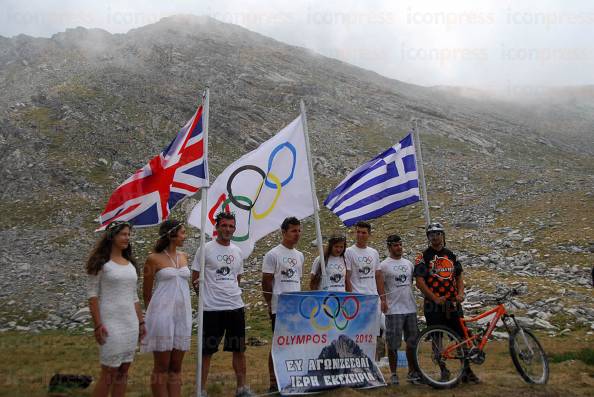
[1,0,593,89]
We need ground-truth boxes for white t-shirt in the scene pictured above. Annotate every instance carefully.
[191,240,244,311]
[345,245,380,295]
[379,257,417,315]
[262,244,304,314]
[310,255,346,291]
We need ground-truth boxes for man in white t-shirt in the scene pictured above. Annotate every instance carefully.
[380,234,422,386]
[262,216,304,392]
[191,212,254,397]
[344,221,387,313]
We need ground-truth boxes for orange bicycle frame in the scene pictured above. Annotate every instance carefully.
[441,303,508,359]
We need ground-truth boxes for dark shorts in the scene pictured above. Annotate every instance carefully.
[202,307,246,355]
[270,313,276,333]
[385,313,419,351]
[423,300,465,338]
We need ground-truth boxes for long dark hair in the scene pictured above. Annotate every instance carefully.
[315,234,347,277]
[154,219,183,253]
[86,222,137,275]
[324,234,347,262]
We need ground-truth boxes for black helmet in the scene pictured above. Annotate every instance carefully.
[426,222,445,237]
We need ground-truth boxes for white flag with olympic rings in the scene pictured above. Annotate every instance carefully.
[188,115,315,257]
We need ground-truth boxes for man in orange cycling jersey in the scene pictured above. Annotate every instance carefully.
[414,222,479,384]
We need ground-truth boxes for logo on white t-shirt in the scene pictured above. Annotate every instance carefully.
[329,273,343,283]
[280,256,299,281]
[216,266,231,276]
[393,264,409,284]
[328,263,345,273]
[216,254,235,264]
[356,256,373,277]
[214,254,236,280]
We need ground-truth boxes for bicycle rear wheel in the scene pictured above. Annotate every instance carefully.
[509,328,549,384]
[414,326,465,389]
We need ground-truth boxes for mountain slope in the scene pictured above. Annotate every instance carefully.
[0,15,592,331]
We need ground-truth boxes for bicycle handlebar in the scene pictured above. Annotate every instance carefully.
[494,287,522,304]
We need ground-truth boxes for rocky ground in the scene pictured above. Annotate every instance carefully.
[0,15,592,337]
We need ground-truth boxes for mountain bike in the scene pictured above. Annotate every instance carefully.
[413,288,549,388]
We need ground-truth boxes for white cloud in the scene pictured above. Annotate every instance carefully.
[1,0,593,88]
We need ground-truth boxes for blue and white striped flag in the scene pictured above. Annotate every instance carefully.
[324,133,420,226]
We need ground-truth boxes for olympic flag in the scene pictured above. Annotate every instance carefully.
[188,115,315,257]
[273,291,385,394]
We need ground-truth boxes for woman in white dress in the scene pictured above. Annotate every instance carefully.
[309,234,347,291]
[141,220,192,397]
[86,220,146,397]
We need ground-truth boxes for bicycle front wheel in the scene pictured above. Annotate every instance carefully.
[414,326,465,389]
[509,328,549,384]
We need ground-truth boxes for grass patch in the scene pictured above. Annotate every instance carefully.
[1,330,593,396]
[549,348,594,366]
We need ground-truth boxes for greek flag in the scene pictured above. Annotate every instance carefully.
[324,133,420,226]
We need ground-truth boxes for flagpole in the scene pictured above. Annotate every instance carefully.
[195,88,210,397]
[299,100,327,283]
[412,119,431,226]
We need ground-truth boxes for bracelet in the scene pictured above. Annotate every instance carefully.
[139,321,145,326]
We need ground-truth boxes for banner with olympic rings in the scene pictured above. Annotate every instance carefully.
[272,291,385,394]
[188,115,314,257]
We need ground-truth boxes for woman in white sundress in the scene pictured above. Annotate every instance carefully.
[87,220,146,397]
[141,219,192,397]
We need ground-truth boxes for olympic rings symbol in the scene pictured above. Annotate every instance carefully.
[216,254,235,264]
[283,257,298,266]
[209,142,297,242]
[298,294,360,331]
[357,256,372,264]
[327,263,345,273]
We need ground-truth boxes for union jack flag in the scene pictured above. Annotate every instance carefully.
[97,97,209,230]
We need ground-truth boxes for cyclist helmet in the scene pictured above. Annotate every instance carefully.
[426,222,445,237]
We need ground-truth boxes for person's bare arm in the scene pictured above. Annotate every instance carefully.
[192,270,200,294]
[455,273,465,302]
[134,301,145,341]
[262,273,274,315]
[375,270,387,313]
[345,270,353,292]
[143,255,157,308]
[89,297,109,345]
[310,273,321,290]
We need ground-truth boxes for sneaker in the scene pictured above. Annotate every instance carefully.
[407,371,424,385]
[461,368,480,384]
[235,386,256,397]
[390,373,399,385]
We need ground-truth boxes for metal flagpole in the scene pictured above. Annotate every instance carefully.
[195,88,210,397]
[412,119,431,226]
[299,100,327,284]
